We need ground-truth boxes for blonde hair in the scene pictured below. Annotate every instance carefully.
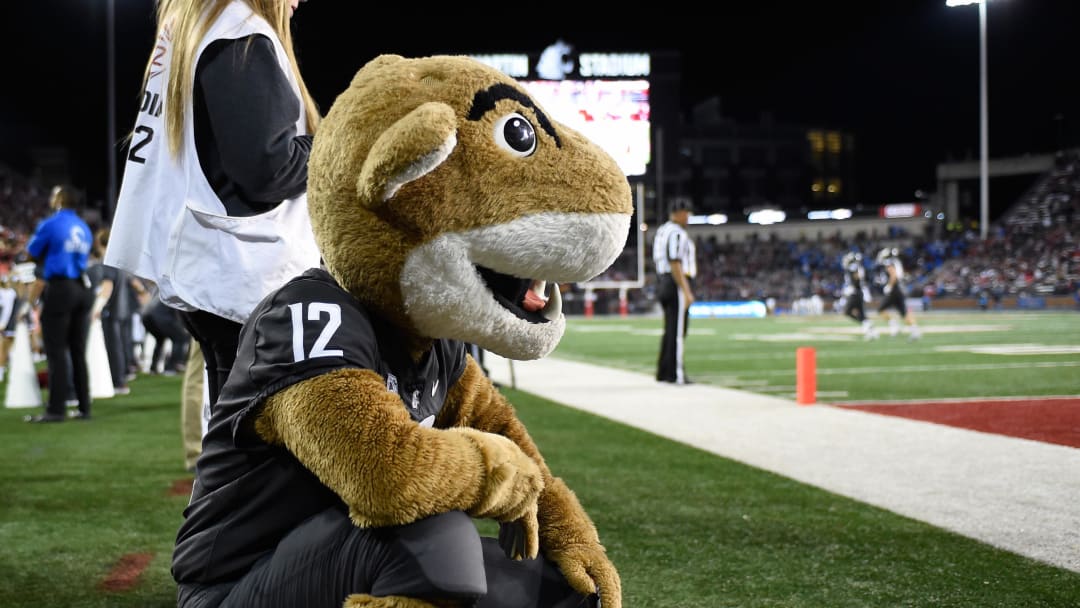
[94,228,111,257]
[144,0,320,158]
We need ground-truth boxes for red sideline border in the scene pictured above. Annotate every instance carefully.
[832,395,1080,449]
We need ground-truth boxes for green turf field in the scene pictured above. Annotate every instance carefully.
[552,311,1080,402]
[1,310,1077,607]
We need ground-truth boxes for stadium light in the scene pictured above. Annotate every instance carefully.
[947,0,990,240]
[747,209,786,225]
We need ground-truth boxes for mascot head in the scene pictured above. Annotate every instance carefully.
[308,54,632,360]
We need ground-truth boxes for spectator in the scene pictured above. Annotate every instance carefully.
[181,341,206,472]
[141,292,191,376]
[0,272,17,376]
[87,227,147,394]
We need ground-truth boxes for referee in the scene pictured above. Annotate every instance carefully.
[653,199,697,384]
[24,185,95,422]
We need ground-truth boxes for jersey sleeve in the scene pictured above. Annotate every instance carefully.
[26,220,49,259]
[224,273,379,444]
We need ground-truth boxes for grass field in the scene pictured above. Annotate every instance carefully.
[1,310,1078,607]
[552,310,1080,403]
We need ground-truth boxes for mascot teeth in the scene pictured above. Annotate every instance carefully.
[540,282,561,321]
[532,280,548,302]
[521,280,548,312]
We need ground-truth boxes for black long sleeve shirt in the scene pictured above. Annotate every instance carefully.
[193,35,312,217]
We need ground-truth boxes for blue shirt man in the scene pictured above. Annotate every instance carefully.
[23,185,96,423]
[27,206,92,280]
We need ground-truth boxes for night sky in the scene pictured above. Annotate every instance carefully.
[3,0,1078,210]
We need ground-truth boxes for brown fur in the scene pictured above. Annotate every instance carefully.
[307,55,631,330]
[343,594,450,607]
[258,54,627,607]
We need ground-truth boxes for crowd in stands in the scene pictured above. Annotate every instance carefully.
[583,151,1080,315]
[681,151,1080,312]
[928,152,1080,303]
[0,166,52,276]
[3,151,1079,321]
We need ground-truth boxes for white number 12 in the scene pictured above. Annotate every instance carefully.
[288,302,344,362]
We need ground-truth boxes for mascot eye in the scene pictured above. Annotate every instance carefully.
[493,113,537,157]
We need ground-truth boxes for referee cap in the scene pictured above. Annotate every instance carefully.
[669,199,693,214]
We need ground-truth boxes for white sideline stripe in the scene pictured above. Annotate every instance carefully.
[487,353,1080,574]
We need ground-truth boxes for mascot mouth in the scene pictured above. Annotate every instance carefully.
[476,266,561,324]
[400,211,628,360]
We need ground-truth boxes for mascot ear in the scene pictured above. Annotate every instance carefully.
[358,101,459,206]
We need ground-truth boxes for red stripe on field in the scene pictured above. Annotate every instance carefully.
[99,552,154,592]
[834,398,1080,448]
[168,477,194,497]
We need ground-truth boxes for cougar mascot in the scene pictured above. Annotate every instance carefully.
[173,54,632,608]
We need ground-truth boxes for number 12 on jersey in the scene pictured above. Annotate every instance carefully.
[288,302,344,362]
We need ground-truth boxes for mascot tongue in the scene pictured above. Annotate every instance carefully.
[521,282,548,313]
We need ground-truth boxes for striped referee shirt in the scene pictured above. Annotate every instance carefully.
[653,221,697,278]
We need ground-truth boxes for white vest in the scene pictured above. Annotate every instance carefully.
[105,1,320,324]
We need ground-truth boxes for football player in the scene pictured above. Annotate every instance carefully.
[841,251,878,340]
[875,248,921,340]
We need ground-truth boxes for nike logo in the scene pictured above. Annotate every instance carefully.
[431,379,439,396]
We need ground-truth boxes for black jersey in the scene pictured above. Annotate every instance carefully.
[843,259,866,293]
[172,268,468,584]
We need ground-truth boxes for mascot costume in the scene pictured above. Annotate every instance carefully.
[171,55,633,608]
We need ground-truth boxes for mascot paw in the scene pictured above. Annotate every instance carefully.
[547,543,622,608]
[451,427,543,522]
[497,503,540,560]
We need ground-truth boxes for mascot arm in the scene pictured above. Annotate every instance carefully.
[254,367,543,528]
[438,358,622,605]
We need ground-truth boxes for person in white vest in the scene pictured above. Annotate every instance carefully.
[105,0,322,412]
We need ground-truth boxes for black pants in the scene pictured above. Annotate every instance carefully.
[120,313,136,377]
[877,286,908,316]
[40,278,94,416]
[144,309,191,372]
[177,510,595,608]
[100,313,127,388]
[844,291,867,323]
[656,274,691,384]
[180,309,241,410]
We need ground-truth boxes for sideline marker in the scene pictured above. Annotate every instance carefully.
[4,319,42,409]
[796,346,816,405]
[87,319,115,399]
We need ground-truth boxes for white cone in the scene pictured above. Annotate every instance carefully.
[86,319,114,399]
[5,319,42,409]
